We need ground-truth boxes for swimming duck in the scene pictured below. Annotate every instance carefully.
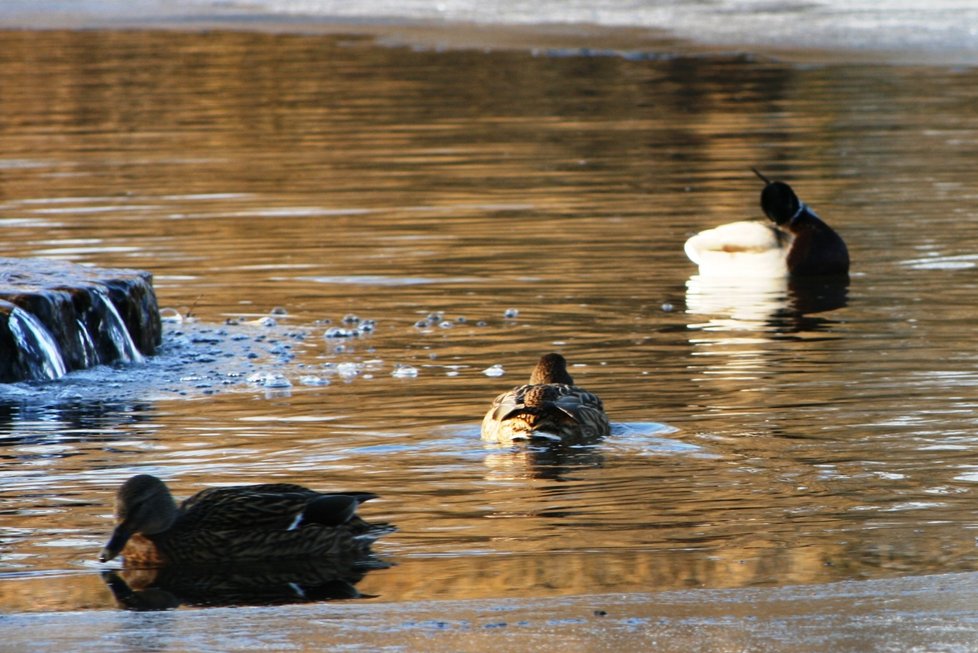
[684,169,849,277]
[99,474,391,566]
[481,353,611,444]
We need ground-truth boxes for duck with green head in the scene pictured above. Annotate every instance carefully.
[684,169,849,277]
[99,474,391,566]
[481,353,611,444]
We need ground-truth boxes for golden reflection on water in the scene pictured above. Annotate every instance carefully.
[1,28,978,611]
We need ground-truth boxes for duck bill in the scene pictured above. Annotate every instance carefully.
[99,523,133,563]
[751,167,772,185]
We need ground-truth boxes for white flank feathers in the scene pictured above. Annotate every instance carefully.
[684,221,789,277]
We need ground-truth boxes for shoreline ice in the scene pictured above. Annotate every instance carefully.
[1,0,977,65]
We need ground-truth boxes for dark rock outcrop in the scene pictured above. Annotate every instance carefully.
[0,258,161,383]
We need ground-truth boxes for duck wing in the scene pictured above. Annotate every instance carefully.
[490,383,608,431]
[178,485,377,532]
[487,383,562,422]
[550,385,611,437]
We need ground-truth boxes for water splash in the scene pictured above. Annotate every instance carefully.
[74,319,97,369]
[7,307,68,381]
[92,288,145,365]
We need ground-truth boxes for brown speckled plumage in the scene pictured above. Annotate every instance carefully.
[99,474,391,566]
[481,353,610,444]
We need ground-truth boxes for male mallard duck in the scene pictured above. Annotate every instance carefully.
[481,353,610,444]
[684,169,849,277]
[99,474,391,566]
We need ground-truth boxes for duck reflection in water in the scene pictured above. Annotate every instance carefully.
[685,273,849,336]
[102,557,387,610]
[483,439,606,482]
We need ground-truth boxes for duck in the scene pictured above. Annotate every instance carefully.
[481,353,611,444]
[99,474,391,566]
[684,169,849,277]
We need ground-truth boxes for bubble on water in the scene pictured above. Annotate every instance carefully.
[246,372,292,388]
[324,327,357,338]
[299,375,330,386]
[337,362,361,379]
[254,316,277,327]
[326,318,376,338]
[482,364,505,377]
[504,308,519,319]
[270,306,288,316]
[159,307,184,324]
[391,364,419,378]
[439,321,454,329]
[661,302,674,312]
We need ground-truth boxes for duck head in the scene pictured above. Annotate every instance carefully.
[99,474,179,563]
[529,353,575,385]
[753,168,802,226]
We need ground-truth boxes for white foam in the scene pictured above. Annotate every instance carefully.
[7,307,68,381]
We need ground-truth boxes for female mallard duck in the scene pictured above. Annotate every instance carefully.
[684,169,849,277]
[481,353,610,444]
[99,474,391,566]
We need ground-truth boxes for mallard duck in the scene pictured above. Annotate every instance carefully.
[684,169,849,277]
[481,353,610,444]
[99,474,391,566]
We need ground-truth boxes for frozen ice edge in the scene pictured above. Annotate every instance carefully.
[2,571,978,652]
[1,0,978,66]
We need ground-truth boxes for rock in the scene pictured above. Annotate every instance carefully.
[0,257,162,382]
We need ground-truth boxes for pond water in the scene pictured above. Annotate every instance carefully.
[1,27,978,619]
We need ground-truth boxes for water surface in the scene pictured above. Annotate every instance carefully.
[1,29,978,620]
